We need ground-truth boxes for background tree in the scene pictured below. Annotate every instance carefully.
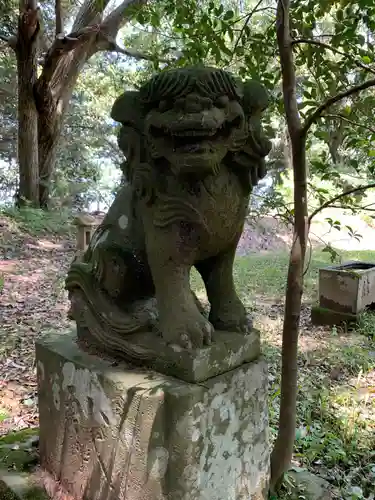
[0,0,159,207]
[0,46,132,208]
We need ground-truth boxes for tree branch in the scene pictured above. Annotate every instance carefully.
[72,0,111,32]
[302,77,375,137]
[329,204,375,212]
[308,183,375,222]
[292,38,375,76]
[230,0,264,60]
[100,0,147,37]
[35,24,101,100]
[55,0,63,35]
[324,113,375,135]
[97,39,169,62]
[47,24,100,57]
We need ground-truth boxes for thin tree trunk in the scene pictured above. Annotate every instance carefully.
[270,0,309,490]
[271,0,375,492]
[270,141,308,490]
[15,0,40,206]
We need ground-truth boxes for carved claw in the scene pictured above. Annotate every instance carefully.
[159,309,214,349]
[209,299,252,333]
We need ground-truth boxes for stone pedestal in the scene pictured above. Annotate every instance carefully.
[36,329,270,500]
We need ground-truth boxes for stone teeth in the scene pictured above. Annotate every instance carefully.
[171,130,214,137]
[153,122,230,138]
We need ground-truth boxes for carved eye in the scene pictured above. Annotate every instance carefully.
[216,95,229,108]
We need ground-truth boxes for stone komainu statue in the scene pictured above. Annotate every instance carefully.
[66,66,272,355]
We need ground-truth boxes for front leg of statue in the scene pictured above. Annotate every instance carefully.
[143,218,213,349]
[196,240,252,333]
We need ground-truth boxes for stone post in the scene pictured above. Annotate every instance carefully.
[74,214,98,251]
[36,329,270,500]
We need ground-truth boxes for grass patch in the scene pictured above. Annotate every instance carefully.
[192,248,375,303]
[0,428,39,446]
[0,410,9,423]
[234,248,375,302]
[0,205,74,238]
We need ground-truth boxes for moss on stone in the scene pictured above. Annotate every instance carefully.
[0,428,39,446]
[0,428,39,472]
[0,471,48,500]
[23,485,49,500]
[311,304,358,326]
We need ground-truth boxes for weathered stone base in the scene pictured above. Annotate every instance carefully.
[36,329,270,500]
[77,324,261,383]
[311,305,358,326]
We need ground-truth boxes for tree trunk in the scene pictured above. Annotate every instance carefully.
[271,0,375,492]
[34,47,91,208]
[270,0,309,490]
[15,1,40,206]
[270,140,308,490]
[14,0,149,208]
[38,107,64,208]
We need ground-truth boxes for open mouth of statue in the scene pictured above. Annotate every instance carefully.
[149,115,242,152]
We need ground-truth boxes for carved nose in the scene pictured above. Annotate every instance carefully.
[174,93,212,113]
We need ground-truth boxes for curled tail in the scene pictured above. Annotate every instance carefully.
[66,261,158,361]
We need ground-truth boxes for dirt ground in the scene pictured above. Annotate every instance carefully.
[0,216,74,434]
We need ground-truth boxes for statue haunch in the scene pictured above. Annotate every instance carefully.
[66,66,272,351]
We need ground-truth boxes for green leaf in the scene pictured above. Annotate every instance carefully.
[215,4,224,16]
[221,45,233,57]
[223,10,234,20]
[362,55,372,64]
[299,100,318,110]
[137,12,146,24]
[358,35,366,46]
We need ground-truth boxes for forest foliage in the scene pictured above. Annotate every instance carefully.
[1,0,375,213]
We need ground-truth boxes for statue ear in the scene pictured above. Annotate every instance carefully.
[111,93,130,123]
[242,80,270,114]
[110,90,142,124]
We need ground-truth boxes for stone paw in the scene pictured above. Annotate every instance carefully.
[209,299,252,333]
[159,309,214,349]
